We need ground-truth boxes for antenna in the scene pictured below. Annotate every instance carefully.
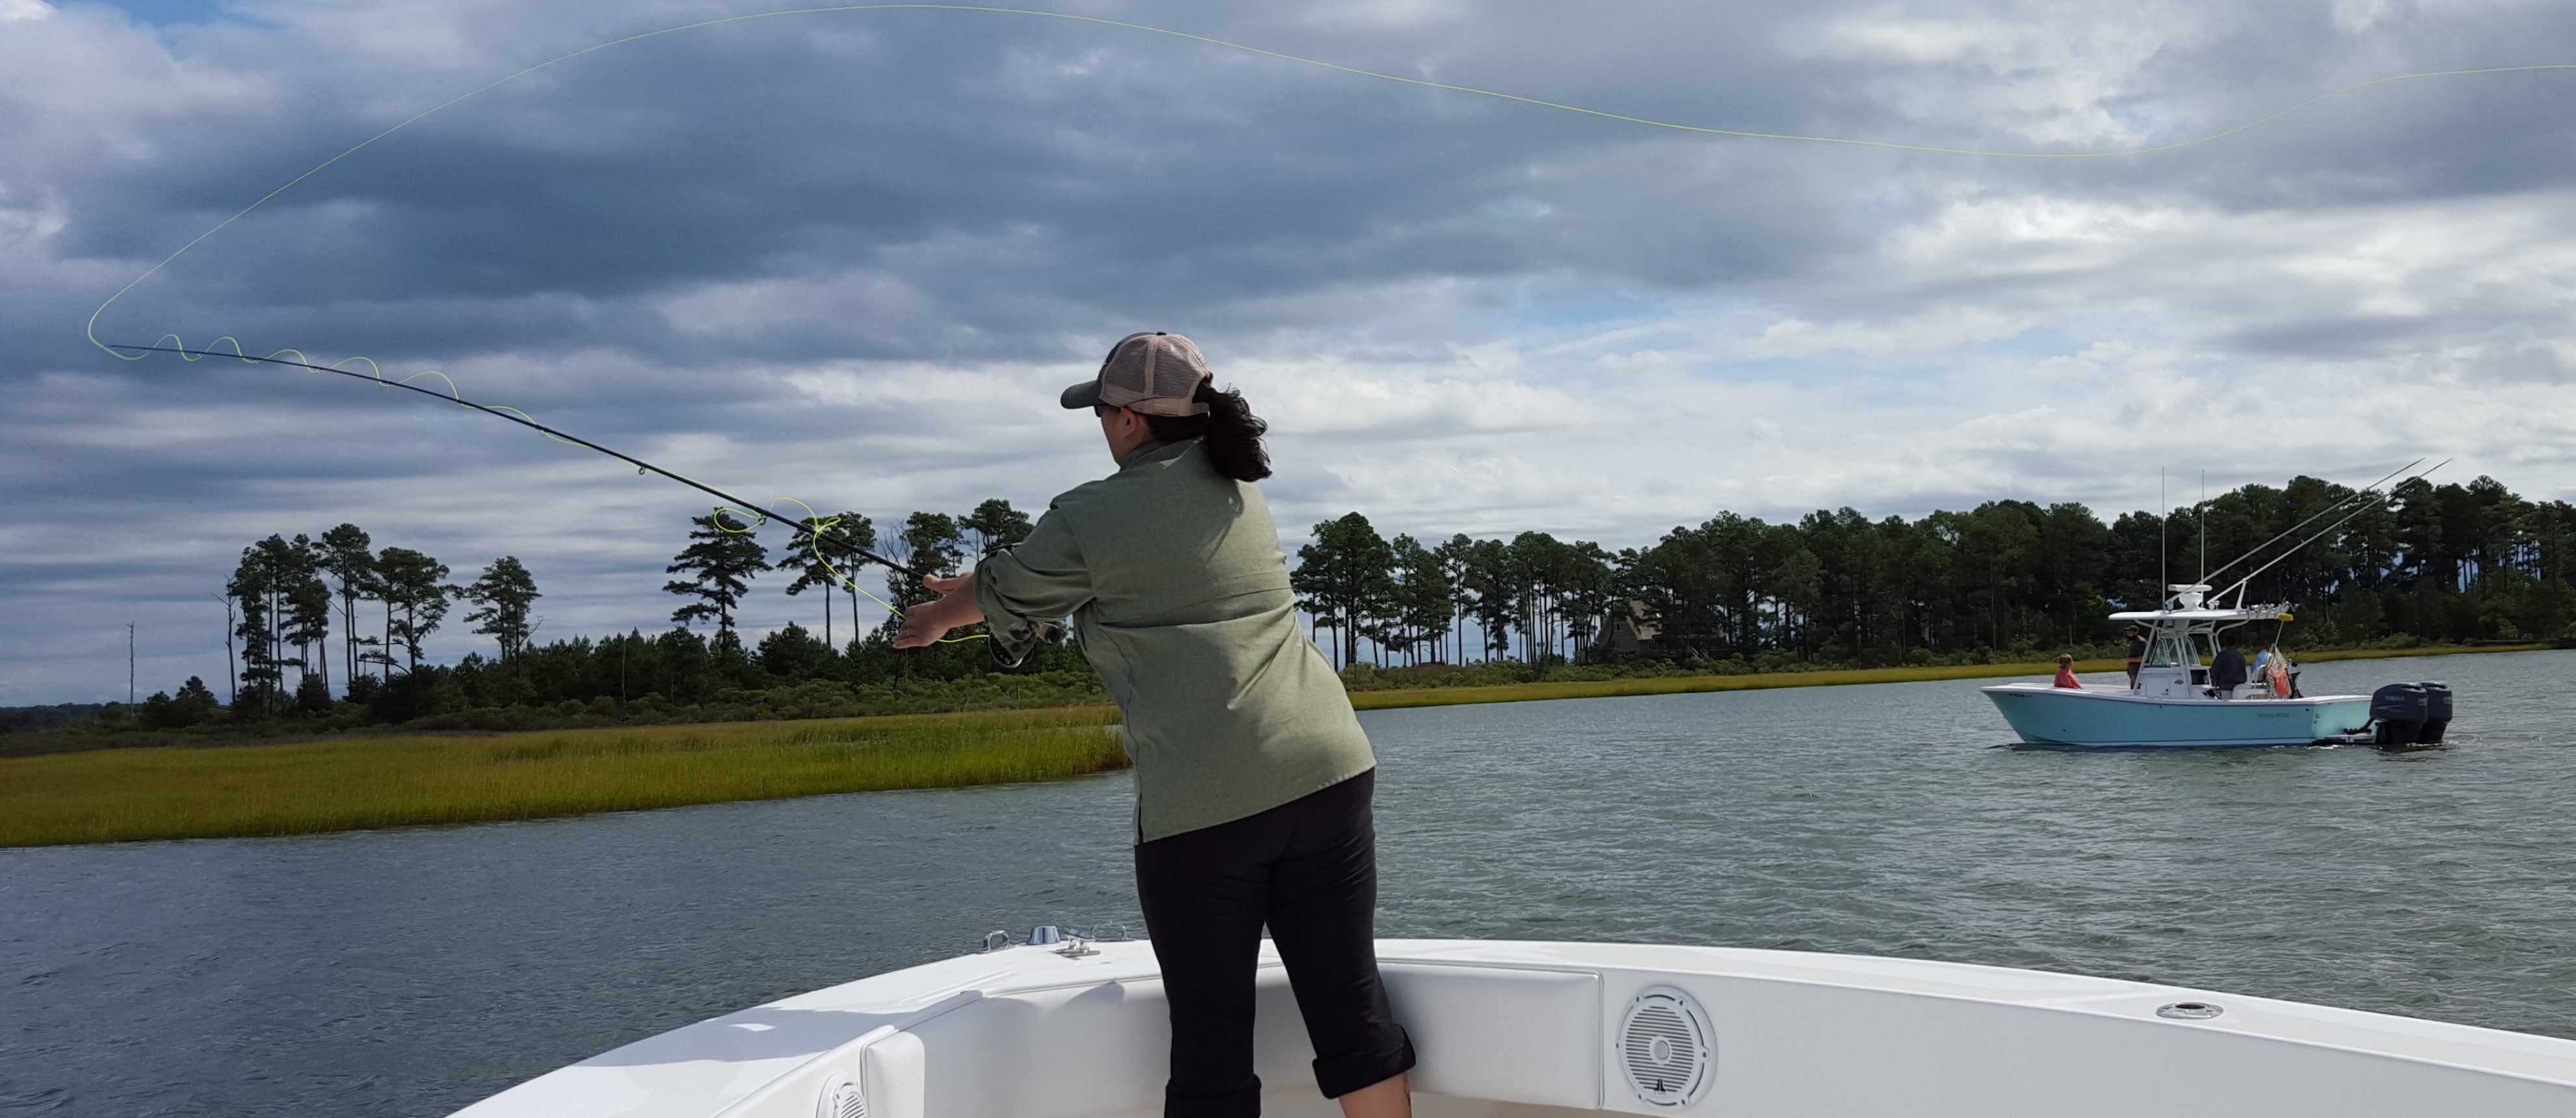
[2198,470,2207,585]
[2159,468,2168,606]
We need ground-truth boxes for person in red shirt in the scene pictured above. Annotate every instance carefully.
[2053,652,2083,689]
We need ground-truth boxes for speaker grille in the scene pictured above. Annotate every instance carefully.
[1619,987,1714,1108]
[817,1076,865,1118]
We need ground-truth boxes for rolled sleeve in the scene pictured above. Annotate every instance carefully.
[971,510,1092,666]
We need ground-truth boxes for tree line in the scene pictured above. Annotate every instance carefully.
[170,499,1044,726]
[124,473,2573,731]
[1291,474,2576,669]
[217,525,534,719]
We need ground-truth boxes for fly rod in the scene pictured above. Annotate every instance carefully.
[111,342,922,580]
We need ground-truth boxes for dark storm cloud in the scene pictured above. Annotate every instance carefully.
[17,2,1964,366]
[30,0,2576,370]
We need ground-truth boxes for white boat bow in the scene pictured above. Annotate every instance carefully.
[453,937,2576,1118]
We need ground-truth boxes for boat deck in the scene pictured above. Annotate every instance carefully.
[455,938,2576,1118]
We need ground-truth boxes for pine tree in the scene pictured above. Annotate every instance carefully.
[665,512,770,634]
[1430,535,1473,665]
[283,535,333,700]
[826,512,876,644]
[1293,513,1397,669]
[1389,534,1456,665]
[780,514,873,650]
[1460,538,1518,663]
[317,524,377,695]
[460,556,542,661]
[140,678,215,729]
[375,547,453,671]
[883,512,963,613]
[959,499,1033,557]
[172,676,220,725]
[227,535,307,717]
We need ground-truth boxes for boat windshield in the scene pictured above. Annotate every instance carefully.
[2142,632,2190,667]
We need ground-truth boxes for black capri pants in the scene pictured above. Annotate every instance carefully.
[1134,769,1415,1118]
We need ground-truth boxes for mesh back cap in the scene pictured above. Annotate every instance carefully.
[1061,332,1213,416]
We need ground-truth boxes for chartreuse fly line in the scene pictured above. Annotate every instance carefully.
[761,496,988,644]
[85,6,2576,619]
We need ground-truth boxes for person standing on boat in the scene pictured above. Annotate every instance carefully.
[2123,626,2146,689]
[893,332,1416,1118]
[2210,632,2249,697]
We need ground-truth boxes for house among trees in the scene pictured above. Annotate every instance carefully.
[1596,600,1666,658]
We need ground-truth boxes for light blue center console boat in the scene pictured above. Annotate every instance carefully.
[1982,586,2378,748]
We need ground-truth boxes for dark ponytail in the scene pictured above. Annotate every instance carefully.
[1144,382,1271,483]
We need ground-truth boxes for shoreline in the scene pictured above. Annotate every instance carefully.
[3,643,2554,847]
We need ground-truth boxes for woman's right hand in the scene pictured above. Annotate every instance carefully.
[892,572,985,649]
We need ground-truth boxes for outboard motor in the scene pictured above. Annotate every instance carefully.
[2419,682,2452,745]
[2372,682,2429,747]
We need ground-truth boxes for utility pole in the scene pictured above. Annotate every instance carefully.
[127,622,137,705]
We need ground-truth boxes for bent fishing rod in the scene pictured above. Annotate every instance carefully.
[2194,457,2427,589]
[2206,458,2450,607]
[113,343,922,581]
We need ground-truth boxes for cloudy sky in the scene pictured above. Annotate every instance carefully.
[7,0,2576,704]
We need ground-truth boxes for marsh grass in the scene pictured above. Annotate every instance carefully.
[0,707,1127,847]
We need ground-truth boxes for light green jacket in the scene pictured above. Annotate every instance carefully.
[972,438,1375,842]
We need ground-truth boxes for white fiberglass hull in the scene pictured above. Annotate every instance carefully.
[454,938,2576,1118]
[1982,682,2373,747]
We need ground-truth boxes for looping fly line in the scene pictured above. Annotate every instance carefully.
[729,495,988,645]
[86,5,2576,620]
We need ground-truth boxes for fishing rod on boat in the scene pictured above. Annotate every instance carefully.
[109,342,924,580]
[2212,459,2450,607]
[2194,457,2432,599]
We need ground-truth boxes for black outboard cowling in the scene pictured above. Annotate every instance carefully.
[2372,682,2429,747]
[2419,682,2452,744]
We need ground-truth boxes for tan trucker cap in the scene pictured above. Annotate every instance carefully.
[1060,332,1213,416]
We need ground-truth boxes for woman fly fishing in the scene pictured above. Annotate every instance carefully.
[893,332,1415,1118]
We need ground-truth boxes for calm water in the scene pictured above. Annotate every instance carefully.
[5,651,2574,1115]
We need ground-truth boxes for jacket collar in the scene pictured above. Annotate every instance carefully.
[1116,437,1196,470]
